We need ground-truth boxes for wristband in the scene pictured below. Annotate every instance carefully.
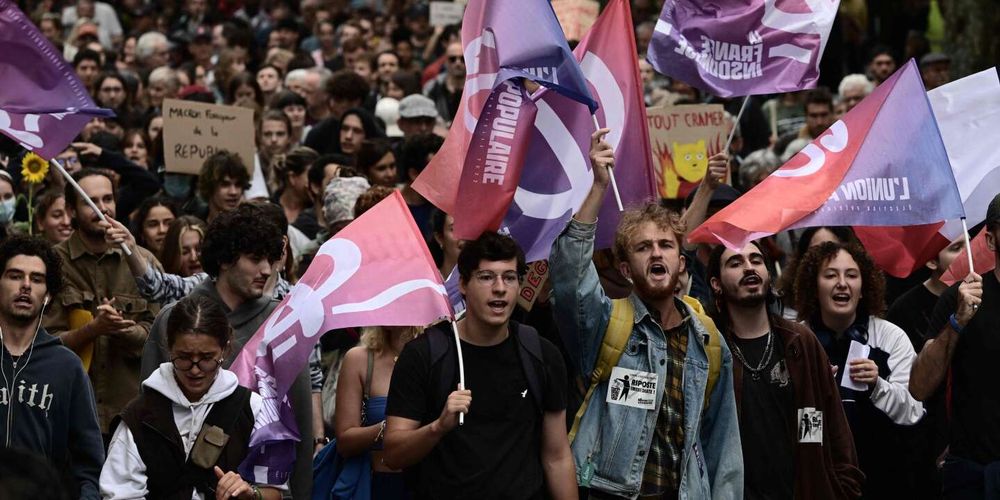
[252,484,262,500]
[949,313,964,334]
[375,420,386,444]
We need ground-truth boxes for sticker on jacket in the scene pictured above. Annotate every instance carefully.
[797,407,823,444]
[606,367,657,410]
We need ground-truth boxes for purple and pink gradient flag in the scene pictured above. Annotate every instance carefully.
[413,0,596,231]
[501,0,659,262]
[231,191,453,484]
[0,0,113,159]
[689,59,964,250]
[647,0,839,97]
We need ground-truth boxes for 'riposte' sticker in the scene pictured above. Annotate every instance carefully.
[606,367,657,410]
[797,407,823,444]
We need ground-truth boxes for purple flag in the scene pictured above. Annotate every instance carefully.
[0,0,113,159]
[500,0,658,262]
[648,0,840,97]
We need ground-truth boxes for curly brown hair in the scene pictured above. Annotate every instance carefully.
[613,203,686,264]
[793,241,886,322]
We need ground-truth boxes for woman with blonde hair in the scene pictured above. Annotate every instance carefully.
[332,325,422,499]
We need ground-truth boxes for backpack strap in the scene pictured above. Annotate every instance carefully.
[364,349,374,400]
[511,321,544,411]
[682,296,721,412]
[568,298,634,443]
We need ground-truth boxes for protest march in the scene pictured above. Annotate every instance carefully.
[1,0,1000,498]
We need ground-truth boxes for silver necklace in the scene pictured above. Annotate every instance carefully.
[730,331,774,381]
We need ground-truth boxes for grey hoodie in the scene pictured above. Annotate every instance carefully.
[139,279,314,499]
[0,328,104,499]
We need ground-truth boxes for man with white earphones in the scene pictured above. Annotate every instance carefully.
[0,235,104,499]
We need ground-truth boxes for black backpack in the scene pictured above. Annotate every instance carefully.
[425,320,546,413]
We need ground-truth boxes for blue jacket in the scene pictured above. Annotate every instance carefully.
[550,219,743,499]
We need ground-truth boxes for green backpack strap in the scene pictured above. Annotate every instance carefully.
[568,298,634,443]
[682,296,721,412]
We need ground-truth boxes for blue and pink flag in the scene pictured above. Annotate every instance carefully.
[0,0,113,159]
[231,191,453,484]
[854,67,1000,277]
[501,0,659,262]
[647,0,839,97]
[413,0,596,239]
[688,59,965,250]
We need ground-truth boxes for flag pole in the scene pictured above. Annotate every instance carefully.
[450,320,466,426]
[591,115,624,211]
[50,158,132,256]
[724,95,751,153]
[961,217,975,275]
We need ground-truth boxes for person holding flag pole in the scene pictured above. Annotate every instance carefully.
[384,232,576,499]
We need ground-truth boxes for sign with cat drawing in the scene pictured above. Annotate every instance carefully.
[646,104,727,199]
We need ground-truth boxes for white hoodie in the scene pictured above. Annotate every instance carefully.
[99,363,273,500]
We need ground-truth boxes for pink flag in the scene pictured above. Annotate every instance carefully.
[231,191,453,483]
[941,227,995,286]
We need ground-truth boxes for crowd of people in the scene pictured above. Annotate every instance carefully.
[0,0,991,499]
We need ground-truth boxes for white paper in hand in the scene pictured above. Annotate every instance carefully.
[841,340,870,392]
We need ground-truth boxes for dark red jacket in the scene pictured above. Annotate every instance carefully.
[729,315,864,499]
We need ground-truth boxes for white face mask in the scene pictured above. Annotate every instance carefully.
[0,198,15,224]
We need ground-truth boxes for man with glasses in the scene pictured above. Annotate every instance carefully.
[138,203,315,498]
[385,232,576,499]
[424,41,465,124]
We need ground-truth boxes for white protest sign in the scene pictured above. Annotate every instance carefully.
[430,2,465,27]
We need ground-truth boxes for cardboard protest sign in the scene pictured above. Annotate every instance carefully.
[551,0,599,42]
[516,260,549,312]
[163,99,255,175]
[646,104,727,199]
[430,1,465,27]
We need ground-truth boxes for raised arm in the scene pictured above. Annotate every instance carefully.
[910,274,981,401]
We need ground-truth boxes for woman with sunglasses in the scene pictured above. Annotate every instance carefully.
[100,295,284,499]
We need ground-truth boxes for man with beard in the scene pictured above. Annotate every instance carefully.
[911,193,1000,497]
[0,236,104,499]
[549,129,742,498]
[707,241,862,499]
[43,169,161,439]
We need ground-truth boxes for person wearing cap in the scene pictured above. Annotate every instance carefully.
[910,193,1000,498]
[919,53,951,91]
[398,94,439,138]
[61,0,123,49]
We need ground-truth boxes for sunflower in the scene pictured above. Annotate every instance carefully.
[21,152,49,184]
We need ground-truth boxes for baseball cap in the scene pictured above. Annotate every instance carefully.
[986,193,1000,228]
[398,94,438,120]
[920,52,951,68]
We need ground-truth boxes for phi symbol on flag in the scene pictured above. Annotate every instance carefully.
[761,0,839,65]
[772,120,848,178]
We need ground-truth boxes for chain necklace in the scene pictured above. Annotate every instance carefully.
[730,331,774,381]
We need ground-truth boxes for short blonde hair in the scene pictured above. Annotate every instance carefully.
[613,203,686,263]
[360,326,423,353]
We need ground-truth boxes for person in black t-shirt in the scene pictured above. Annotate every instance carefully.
[707,241,862,499]
[384,232,574,500]
[910,193,1000,499]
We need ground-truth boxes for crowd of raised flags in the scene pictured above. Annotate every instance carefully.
[1,0,999,496]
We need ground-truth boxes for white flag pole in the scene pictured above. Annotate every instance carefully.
[592,115,624,212]
[961,217,975,275]
[724,95,751,153]
[451,320,466,426]
[50,158,132,256]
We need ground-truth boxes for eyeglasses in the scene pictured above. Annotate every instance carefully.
[448,56,464,63]
[171,355,223,372]
[471,270,520,287]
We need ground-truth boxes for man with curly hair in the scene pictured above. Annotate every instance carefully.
[793,241,923,498]
[139,203,314,498]
[0,236,104,499]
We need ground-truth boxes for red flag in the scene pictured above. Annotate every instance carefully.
[941,227,996,285]
[854,68,1000,277]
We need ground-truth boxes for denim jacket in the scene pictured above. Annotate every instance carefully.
[550,218,743,499]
